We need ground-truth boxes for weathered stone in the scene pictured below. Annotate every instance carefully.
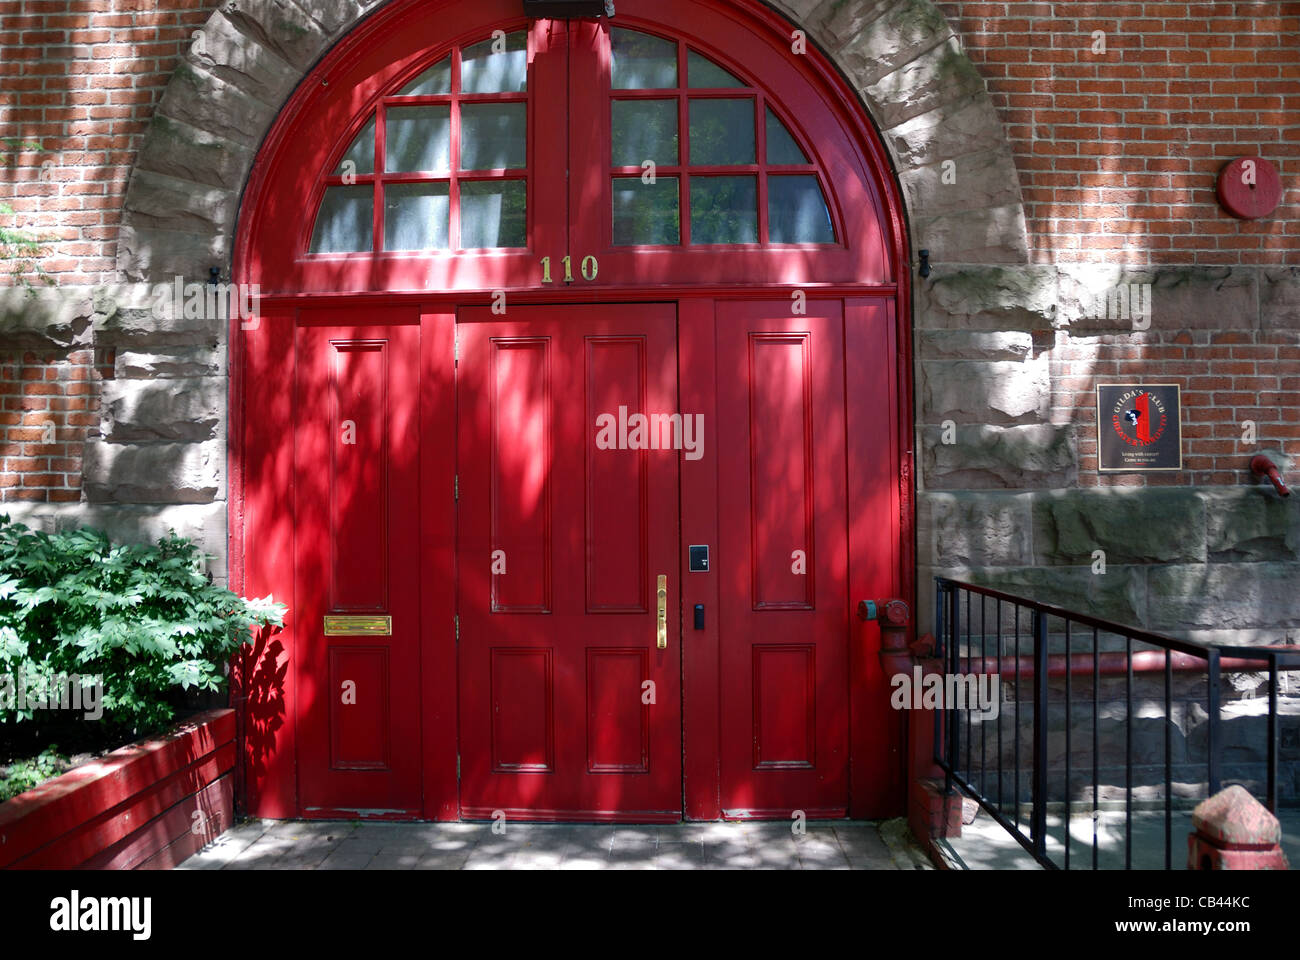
[835,0,954,87]
[122,170,238,237]
[911,204,1032,266]
[803,0,898,42]
[961,564,1146,627]
[917,331,1032,361]
[156,62,276,149]
[288,0,383,38]
[93,299,222,347]
[1205,489,1300,562]
[899,147,1022,218]
[0,286,94,348]
[1147,563,1300,632]
[921,356,1050,424]
[1032,489,1207,565]
[219,0,331,72]
[1261,267,1300,330]
[189,11,299,107]
[886,95,1012,168]
[115,225,231,289]
[1,501,229,578]
[923,423,1076,489]
[116,347,225,379]
[1059,265,1257,332]
[82,438,225,505]
[864,38,987,129]
[101,378,224,443]
[135,115,255,195]
[918,492,1034,567]
[918,265,1058,331]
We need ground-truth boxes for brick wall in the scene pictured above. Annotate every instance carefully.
[934,0,1299,266]
[0,0,209,287]
[0,346,109,503]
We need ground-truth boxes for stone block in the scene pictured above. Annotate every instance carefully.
[83,438,225,505]
[0,286,94,349]
[1032,489,1208,565]
[922,423,1076,489]
[101,378,225,443]
[920,356,1050,424]
[122,170,238,237]
[916,330,1032,361]
[1059,265,1258,333]
[115,225,231,290]
[189,11,299,107]
[1204,488,1300,562]
[918,491,1034,567]
[115,347,225,380]
[1261,267,1300,331]
[886,95,1014,169]
[910,203,1032,267]
[917,265,1058,331]
[134,114,255,194]
[962,564,1146,626]
[156,62,276,150]
[835,0,954,87]
[220,0,331,72]
[899,147,1023,218]
[290,0,385,38]
[864,38,987,130]
[1147,563,1300,632]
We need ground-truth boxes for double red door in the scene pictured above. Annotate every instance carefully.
[290,299,886,820]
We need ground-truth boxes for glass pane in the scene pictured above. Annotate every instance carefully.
[688,51,744,88]
[690,176,756,244]
[309,185,373,253]
[689,98,754,166]
[768,176,834,243]
[397,56,451,96]
[612,177,680,246]
[460,102,526,170]
[766,108,809,165]
[333,116,375,176]
[461,31,527,93]
[385,105,451,173]
[384,182,450,251]
[611,28,677,90]
[459,179,526,248]
[611,100,678,167]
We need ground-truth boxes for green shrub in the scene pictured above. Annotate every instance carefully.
[0,746,66,803]
[0,516,285,736]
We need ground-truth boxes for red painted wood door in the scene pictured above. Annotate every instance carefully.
[293,313,424,816]
[456,303,682,821]
[715,301,851,818]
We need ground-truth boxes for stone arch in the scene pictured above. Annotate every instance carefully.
[116,0,1029,283]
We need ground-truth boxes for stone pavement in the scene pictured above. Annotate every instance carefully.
[178,818,930,870]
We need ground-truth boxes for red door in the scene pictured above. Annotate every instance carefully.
[456,303,682,821]
[715,301,851,818]
[293,312,424,817]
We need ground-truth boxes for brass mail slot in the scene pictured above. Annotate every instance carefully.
[323,615,392,637]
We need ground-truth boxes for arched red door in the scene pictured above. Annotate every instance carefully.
[233,0,911,822]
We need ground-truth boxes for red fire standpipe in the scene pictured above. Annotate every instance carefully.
[1250,454,1290,497]
[858,598,911,675]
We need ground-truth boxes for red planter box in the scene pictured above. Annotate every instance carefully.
[0,708,237,870]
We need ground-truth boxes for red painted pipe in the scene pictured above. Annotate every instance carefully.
[1250,454,1290,497]
[953,649,1298,679]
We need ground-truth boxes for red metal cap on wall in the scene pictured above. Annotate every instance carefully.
[1216,156,1283,220]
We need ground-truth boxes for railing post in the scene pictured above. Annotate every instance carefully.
[1207,649,1221,796]
[1031,608,1048,860]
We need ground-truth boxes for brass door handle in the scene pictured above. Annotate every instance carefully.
[656,575,667,649]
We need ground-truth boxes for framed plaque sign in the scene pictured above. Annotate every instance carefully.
[1096,384,1183,472]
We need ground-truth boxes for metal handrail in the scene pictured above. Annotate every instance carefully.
[932,576,1300,870]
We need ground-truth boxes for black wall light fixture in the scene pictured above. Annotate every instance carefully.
[522,0,609,17]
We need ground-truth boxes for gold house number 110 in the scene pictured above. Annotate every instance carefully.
[541,255,599,284]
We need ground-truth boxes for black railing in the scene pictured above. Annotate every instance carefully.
[933,577,1300,870]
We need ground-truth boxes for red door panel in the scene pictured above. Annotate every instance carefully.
[294,314,423,816]
[716,301,850,818]
[457,303,681,821]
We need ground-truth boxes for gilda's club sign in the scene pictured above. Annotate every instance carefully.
[1096,383,1183,473]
